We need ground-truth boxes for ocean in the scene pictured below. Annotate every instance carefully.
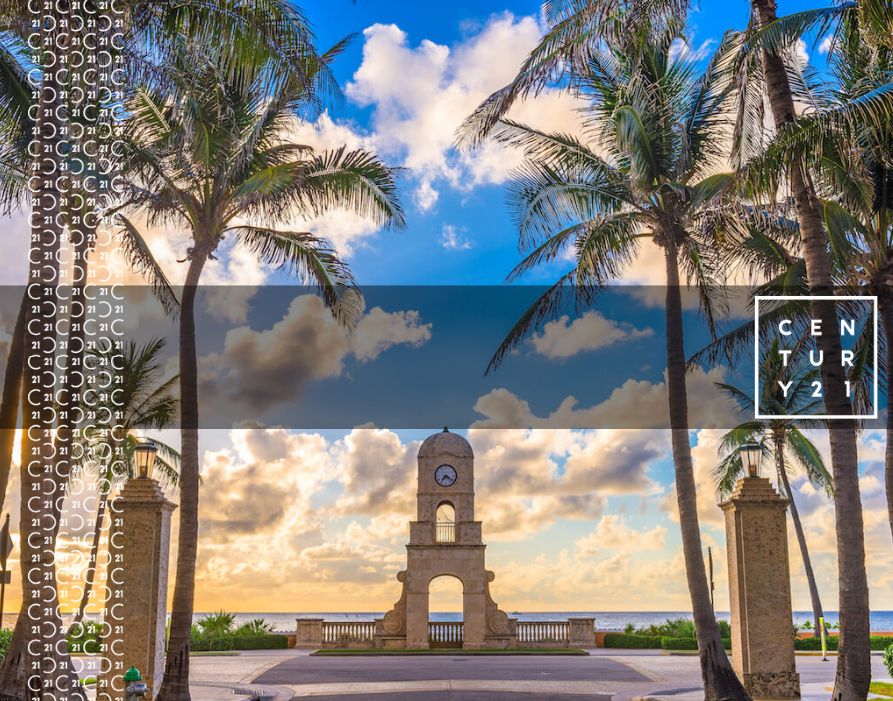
[201,611,893,633]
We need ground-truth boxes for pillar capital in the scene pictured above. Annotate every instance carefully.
[722,476,800,699]
[116,477,177,509]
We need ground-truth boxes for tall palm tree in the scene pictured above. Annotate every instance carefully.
[72,338,182,627]
[742,3,893,544]
[120,52,404,701]
[714,339,831,638]
[460,14,749,700]
[741,3,877,696]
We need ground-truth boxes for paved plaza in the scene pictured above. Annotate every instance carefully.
[178,648,892,701]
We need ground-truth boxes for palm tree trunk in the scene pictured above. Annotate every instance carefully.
[879,292,893,546]
[664,240,749,701]
[751,2,871,698]
[72,484,110,626]
[774,432,824,638]
[0,292,25,514]
[155,251,208,701]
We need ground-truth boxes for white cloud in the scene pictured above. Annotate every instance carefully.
[819,35,834,55]
[414,179,439,212]
[795,39,810,67]
[471,367,739,429]
[352,306,432,361]
[668,37,716,64]
[440,223,473,251]
[198,294,431,413]
[531,311,653,359]
[346,15,587,209]
[576,514,667,557]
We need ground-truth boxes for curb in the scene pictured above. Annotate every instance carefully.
[190,682,294,701]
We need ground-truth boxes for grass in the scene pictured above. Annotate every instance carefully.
[870,681,893,697]
[312,648,588,656]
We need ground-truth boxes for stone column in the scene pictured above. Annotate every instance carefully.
[295,618,324,648]
[405,591,429,649]
[721,477,800,699]
[98,479,176,701]
[568,618,596,648]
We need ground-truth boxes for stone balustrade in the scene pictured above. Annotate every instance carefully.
[295,617,596,650]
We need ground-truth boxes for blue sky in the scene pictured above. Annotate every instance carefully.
[284,0,834,286]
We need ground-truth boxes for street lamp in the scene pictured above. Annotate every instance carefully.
[739,443,762,478]
[134,439,158,480]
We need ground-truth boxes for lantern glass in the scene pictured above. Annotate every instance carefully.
[134,440,158,479]
[740,443,762,478]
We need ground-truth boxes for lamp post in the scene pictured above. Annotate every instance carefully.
[739,443,762,478]
[134,439,158,480]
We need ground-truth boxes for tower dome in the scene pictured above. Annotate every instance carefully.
[418,427,473,459]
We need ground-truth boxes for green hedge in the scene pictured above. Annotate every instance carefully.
[191,634,288,651]
[794,636,838,651]
[883,644,893,677]
[0,628,11,660]
[793,635,893,651]
[871,636,893,651]
[661,636,698,650]
[68,626,103,655]
[602,633,662,649]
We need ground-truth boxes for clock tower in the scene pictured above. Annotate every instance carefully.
[378,428,513,649]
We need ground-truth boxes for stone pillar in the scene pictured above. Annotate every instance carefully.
[405,591,429,649]
[98,479,176,701]
[568,618,596,648]
[721,477,800,699]
[295,618,324,648]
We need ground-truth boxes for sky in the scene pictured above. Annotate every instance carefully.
[2,0,891,617]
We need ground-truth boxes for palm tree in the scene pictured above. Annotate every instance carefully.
[460,13,749,700]
[72,339,182,627]
[744,3,893,545]
[741,4,877,696]
[120,52,404,701]
[714,339,831,638]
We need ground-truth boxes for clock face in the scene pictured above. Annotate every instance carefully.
[434,464,458,487]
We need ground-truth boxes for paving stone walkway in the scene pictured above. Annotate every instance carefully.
[182,648,893,701]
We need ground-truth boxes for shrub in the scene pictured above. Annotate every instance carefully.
[661,636,698,651]
[602,633,662,649]
[870,636,893,651]
[794,635,839,651]
[190,634,288,651]
[884,643,893,677]
[234,619,274,636]
[721,638,731,650]
[196,611,236,637]
[0,628,11,660]
[631,617,728,640]
[68,621,103,654]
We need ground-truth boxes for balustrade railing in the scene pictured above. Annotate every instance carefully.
[428,621,463,648]
[322,621,376,645]
[435,521,456,543]
[516,620,569,643]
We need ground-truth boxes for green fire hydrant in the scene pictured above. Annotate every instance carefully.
[124,667,148,701]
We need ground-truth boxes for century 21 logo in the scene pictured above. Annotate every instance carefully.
[753,296,878,420]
